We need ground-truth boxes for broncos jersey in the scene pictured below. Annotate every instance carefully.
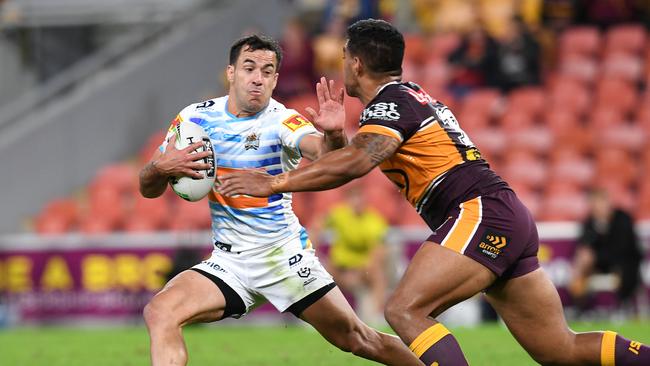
[161,96,317,253]
[357,81,508,230]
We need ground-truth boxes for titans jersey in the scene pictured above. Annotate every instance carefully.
[357,81,508,229]
[162,96,317,252]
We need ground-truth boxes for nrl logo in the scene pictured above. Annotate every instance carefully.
[244,132,260,150]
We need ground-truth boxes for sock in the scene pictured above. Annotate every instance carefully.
[601,331,650,365]
[409,323,469,366]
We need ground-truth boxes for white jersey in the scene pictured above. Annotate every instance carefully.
[162,96,318,253]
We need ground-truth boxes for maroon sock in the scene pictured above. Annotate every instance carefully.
[409,323,469,366]
[602,331,650,365]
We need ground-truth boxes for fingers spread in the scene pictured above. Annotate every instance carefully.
[305,107,317,122]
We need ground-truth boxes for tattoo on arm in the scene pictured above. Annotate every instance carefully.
[351,133,400,165]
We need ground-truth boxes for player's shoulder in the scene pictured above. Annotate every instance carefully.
[264,98,313,130]
[178,96,227,118]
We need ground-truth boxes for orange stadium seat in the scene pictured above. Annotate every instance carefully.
[588,106,626,129]
[286,93,318,118]
[560,26,601,57]
[548,148,595,188]
[547,78,591,116]
[595,78,638,115]
[92,162,139,195]
[470,127,507,161]
[604,24,647,55]
[34,198,80,234]
[636,106,650,133]
[594,124,646,153]
[594,179,637,213]
[506,87,546,119]
[539,181,589,221]
[168,198,211,231]
[559,53,598,83]
[457,109,490,135]
[139,130,166,163]
[131,194,170,229]
[509,125,554,156]
[422,58,451,91]
[123,215,159,233]
[79,214,117,234]
[594,149,638,188]
[403,33,427,66]
[636,182,650,219]
[460,89,503,117]
[500,150,548,191]
[426,32,461,61]
[498,110,534,131]
[601,52,644,82]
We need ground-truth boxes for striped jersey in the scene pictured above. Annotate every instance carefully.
[357,81,508,230]
[161,96,317,252]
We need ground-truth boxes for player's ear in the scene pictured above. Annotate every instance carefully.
[353,56,363,77]
[226,65,235,84]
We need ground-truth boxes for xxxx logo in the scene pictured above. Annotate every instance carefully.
[486,234,507,248]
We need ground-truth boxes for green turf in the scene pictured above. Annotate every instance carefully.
[0,321,648,365]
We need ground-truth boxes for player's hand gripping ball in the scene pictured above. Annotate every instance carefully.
[169,121,216,201]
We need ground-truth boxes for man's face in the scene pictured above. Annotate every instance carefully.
[227,46,278,115]
[342,41,360,98]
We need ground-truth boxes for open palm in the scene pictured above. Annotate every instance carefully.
[305,77,345,132]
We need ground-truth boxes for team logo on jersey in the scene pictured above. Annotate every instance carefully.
[297,267,311,278]
[360,102,400,123]
[283,115,312,132]
[244,132,260,150]
[475,230,508,260]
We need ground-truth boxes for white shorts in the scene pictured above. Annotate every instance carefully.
[192,234,334,318]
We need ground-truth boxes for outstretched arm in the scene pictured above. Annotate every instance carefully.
[298,77,347,161]
[218,132,400,197]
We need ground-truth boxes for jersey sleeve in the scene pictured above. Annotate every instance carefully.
[159,105,194,152]
[357,86,421,143]
[278,113,318,156]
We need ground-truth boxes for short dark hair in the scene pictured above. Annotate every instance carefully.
[229,34,283,70]
[346,19,404,76]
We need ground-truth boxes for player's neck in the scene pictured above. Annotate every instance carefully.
[358,76,401,105]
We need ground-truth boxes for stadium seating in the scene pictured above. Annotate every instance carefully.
[30,23,650,233]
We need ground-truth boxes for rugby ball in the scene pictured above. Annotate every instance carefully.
[168,120,216,201]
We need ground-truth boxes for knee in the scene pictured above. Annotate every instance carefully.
[143,297,174,330]
[384,295,419,333]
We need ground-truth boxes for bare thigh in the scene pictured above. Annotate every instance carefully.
[485,268,601,365]
[148,269,228,325]
[387,242,497,343]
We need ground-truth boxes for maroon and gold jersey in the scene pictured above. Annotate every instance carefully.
[357,81,508,229]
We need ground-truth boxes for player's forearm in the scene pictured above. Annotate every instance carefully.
[139,161,168,198]
[271,146,372,193]
[320,129,347,154]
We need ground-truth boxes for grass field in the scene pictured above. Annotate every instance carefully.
[1,321,648,365]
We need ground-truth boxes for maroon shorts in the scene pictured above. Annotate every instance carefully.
[426,189,540,279]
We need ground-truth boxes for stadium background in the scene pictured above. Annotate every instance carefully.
[0,0,649,364]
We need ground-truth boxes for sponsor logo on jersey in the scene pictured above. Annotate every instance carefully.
[244,132,261,150]
[288,253,303,267]
[282,115,312,131]
[202,260,227,273]
[475,231,508,260]
[361,102,400,122]
[214,241,232,252]
[195,100,216,109]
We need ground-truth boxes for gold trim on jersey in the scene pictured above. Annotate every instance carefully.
[358,124,403,142]
[440,197,483,254]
